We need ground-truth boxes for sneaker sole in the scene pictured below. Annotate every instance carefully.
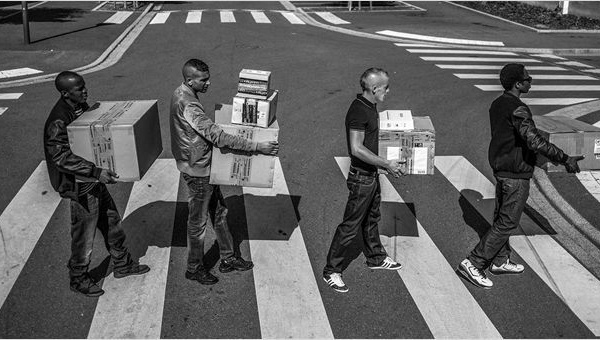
[456,267,492,289]
[322,277,349,293]
[219,265,254,273]
[70,286,105,297]
[489,269,524,276]
[367,265,402,270]
[114,267,151,279]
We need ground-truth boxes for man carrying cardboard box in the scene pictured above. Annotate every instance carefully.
[170,59,279,285]
[43,71,150,297]
[457,64,584,289]
[322,68,405,293]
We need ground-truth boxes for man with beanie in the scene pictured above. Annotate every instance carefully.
[457,63,584,289]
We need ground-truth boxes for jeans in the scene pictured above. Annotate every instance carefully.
[68,183,130,281]
[468,176,530,269]
[324,168,387,274]
[182,173,235,273]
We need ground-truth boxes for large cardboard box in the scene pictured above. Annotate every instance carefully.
[67,100,162,181]
[210,104,278,188]
[534,115,600,171]
[378,116,435,175]
[237,69,271,98]
[232,90,278,128]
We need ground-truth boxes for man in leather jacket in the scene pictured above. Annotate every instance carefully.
[170,59,278,285]
[44,71,150,297]
[457,63,584,289]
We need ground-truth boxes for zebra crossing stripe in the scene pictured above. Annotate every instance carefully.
[280,12,305,25]
[334,157,501,339]
[583,69,600,74]
[557,61,594,68]
[421,57,540,62]
[314,12,350,25]
[220,10,236,23]
[436,65,567,71]
[476,85,600,91]
[250,11,271,24]
[454,74,597,80]
[435,156,600,336]
[522,98,598,106]
[545,99,600,119]
[530,54,566,60]
[103,11,133,24]
[394,43,444,47]
[0,67,42,79]
[0,93,23,100]
[150,11,171,25]
[377,30,504,46]
[407,49,516,55]
[0,162,62,309]
[87,159,179,339]
[577,172,600,202]
[0,107,6,116]
[243,158,332,339]
[186,10,202,23]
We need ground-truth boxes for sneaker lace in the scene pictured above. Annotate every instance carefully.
[470,264,487,279]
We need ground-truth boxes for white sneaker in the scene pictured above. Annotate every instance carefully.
[490,259,525,275]
[457,259,493,289]
[323,272,349,293]
[367,256,402,270]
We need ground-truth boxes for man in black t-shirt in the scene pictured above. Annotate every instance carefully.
[323,68,405,293]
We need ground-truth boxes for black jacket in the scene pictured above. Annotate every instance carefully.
[488,92,568,179]
[43,98,101,199]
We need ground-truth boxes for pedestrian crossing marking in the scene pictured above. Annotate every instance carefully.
[530,54,566,60]
[0,93,23,100]
[243,158,333,339]
[407,49,517,55]
[577,171,600,203]
[377,30,504,46]
[250,11,271,24]
[476,85,600,91]
[545,99,600,119]
[435,65,567,71]
[0,162,62,309]
[435,156,600,336]
[150,11,171,25]
[280,12,305,25]
[522,98,599,106]
[557,61,594,68]
[87,159,179,339]
[394,43,444,47]
[220,10,236,23]
[335,157,501,339]
[103,11,133,24]
[583,69,600,74]
[314,12,349,25]
[185,10,202,23]
[421,57,541,63]
[0,67,42,79]
[454,74,597,80]
[0,107,6,116]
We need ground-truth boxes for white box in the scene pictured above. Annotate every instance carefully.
[379,110,414,131]
[67,100,162,181]
[232,90,278,128]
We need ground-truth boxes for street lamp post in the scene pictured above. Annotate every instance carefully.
[21,1,30,44]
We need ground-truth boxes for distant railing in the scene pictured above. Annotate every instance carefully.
[110,1,141,10]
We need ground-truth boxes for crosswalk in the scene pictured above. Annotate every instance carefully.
[1,156,599,338]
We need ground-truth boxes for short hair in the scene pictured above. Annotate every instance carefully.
[499,63,525,90]
[360,67,388,91]
[182,59,209,79]
[55,71,83,92]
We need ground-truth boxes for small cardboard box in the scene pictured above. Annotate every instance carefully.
[378,116,435,175]
[210,104,278,188]
[238,69,271,98]
[67,100,162,181]
[379,110,414,131]
[232,90,278,128]
[534,115,600,171]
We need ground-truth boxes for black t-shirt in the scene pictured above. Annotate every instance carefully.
[345,94,378,173]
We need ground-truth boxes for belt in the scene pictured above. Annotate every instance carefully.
[349,166,377,177]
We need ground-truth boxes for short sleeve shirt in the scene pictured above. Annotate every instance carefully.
[345,94,378,173]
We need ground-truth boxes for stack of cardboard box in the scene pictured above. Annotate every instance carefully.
[210,69,280,188]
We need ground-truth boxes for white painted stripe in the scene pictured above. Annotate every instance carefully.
[595,122,600,128]
[407,49,516,55]
[149,11,170,24]
[476,85,600,91]
[220,10,236,23]
[87,159,179,339]
[0,162,62,308]
[335,157,501,339]
[250,11,271,23]
[530,54,566,60]
[576,171,600,203]
[377,30,504,46]
[185,11,202,23]
[522,98,598,106]
[436,65,567,71]
[0,67,43,79]
[315,11,350,25]
[422,56,540,62]
[583,69,600,74]
[280,12,305,24]
[0,107,6,116]
[454,74,597,80]
[91,1,108,11]
[557,61,594,68]
[243,159,332,338]
[103,11,133,24]
[0,93,23,100]
[436,156,600,336]
[395,43,443,47]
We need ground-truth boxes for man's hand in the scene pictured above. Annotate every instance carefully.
[257,141,279,156]
[98,168,119,184]
[565,155,584,173]
[384,160,406,178]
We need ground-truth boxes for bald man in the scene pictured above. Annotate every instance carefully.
[170,59,278,285]
[323,68,404,293]
[44,71,150,297]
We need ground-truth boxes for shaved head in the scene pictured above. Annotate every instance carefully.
[182,59,209,80]
[182,59,211,94]
[55,71,84,93]
[360,68,388,91]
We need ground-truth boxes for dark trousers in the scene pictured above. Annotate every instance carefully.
[182,173,235,273]
[323,169,387,275]
[68,183,130,281]
[468,175,530,269]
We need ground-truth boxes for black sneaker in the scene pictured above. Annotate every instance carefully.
[70,274,105,297]
[323,272,349,293]
[186,268,219,285]
[114,261,151,279]
[219,256,254,273]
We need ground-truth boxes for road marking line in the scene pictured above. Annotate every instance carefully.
[243,158,332,339]
[185,10,202,23]
[583,69,600,74]
[335,157,501,339]
[0,67,43,79]
[576,171,600,203]
[476,85,600,91]
[421,56,540,62]
[0,162,62,309]
[87,160,179,339]
[394,43,445,47]
[530,54,566,60]
[250,11,271,23]
[280,12,305,24]
[103,11,133,24]
[522,98,598,106]
[436,65,567,70]
[545,99,600,118]
[557,61,594,68]
[91,1,108,11]
[435,156,600,336]
[377,30,504,46]
[407,49,516,55]
[0,107,6,116]
[0,93,23,100]
[454,74,597,80]
[220,10,236,23]
[314,12,350,25]
[149,11,170,24]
